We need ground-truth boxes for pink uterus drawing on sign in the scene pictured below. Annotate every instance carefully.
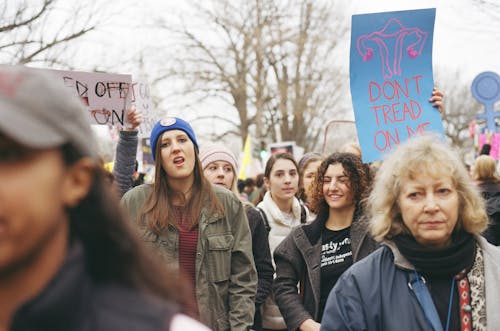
[356,17,427,79]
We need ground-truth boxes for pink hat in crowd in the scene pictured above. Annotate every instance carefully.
[199,144,239,173]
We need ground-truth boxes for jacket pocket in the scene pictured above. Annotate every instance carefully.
[207,233,234,282]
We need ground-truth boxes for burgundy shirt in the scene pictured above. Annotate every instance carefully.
[173,206,199,315]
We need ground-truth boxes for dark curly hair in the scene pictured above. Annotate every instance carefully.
[309,152,370,215]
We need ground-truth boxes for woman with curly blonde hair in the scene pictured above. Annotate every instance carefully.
[322,135,500,331]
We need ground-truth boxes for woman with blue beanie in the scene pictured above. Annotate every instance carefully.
[121,117,257,331]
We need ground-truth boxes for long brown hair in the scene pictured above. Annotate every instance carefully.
[140,135,223,233]
[56,142,195,316]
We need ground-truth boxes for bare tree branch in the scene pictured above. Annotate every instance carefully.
[152,0,348,151]
[0,1,104,68]
[0,0,52,33]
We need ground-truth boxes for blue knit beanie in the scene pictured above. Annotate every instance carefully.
[150,117,198,160]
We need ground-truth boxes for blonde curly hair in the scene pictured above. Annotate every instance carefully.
[368,135,488,242]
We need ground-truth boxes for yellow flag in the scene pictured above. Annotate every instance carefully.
[104,161,114,172]
[239,135,251,179]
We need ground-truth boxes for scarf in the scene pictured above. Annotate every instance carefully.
[394,231,476,277]
[258,191,303,227]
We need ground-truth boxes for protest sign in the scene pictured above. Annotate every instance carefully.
[141,137,155,165]
[48,69,132,127]
[129,81,155,137]
[269,141,296,157]
[472,71,500,133]
[350,8,444,163]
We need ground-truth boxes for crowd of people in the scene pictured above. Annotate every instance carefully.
[1,65,500,331]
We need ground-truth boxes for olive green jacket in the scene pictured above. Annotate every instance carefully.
[121,184,257,331]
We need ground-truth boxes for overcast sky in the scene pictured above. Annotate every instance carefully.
[76,0,500,121]
[77,0,499,82]
[349,0,499,81]
[76,0,499,153]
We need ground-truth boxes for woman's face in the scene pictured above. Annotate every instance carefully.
[0,145,72,274]
[302,160,322,195]
[398,172,459,249]
[159,130,196,181]
[203,161,235,190]
[322,163,354,211]
[265,159,299,203]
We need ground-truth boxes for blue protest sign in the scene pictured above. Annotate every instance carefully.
[472,71,500,133]
[350,8,444,163]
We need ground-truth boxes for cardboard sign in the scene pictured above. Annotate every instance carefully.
[350,8,444,163]
[51,69,132,127]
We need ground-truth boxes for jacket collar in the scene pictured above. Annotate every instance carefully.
[302,210,329,245]
[383,240,415,271]
[11,242,90,330]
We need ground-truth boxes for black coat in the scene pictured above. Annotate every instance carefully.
[273,210,379,331]
[478,181,500,245]
[245,205,274,305]
[244,204,274,330]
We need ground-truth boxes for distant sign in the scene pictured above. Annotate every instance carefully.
[350,8,444,163]
[268,141,296,157]
[130,81,155,137]
[472,71,500,133]
[141,137,154,165]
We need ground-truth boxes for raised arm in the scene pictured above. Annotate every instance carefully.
[113,109,143,197]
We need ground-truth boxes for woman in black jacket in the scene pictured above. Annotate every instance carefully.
[472,154,500,245]
[200,144,274,330]
[273,153,378,331]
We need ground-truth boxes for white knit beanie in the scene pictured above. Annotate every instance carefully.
[199,144,239,173]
